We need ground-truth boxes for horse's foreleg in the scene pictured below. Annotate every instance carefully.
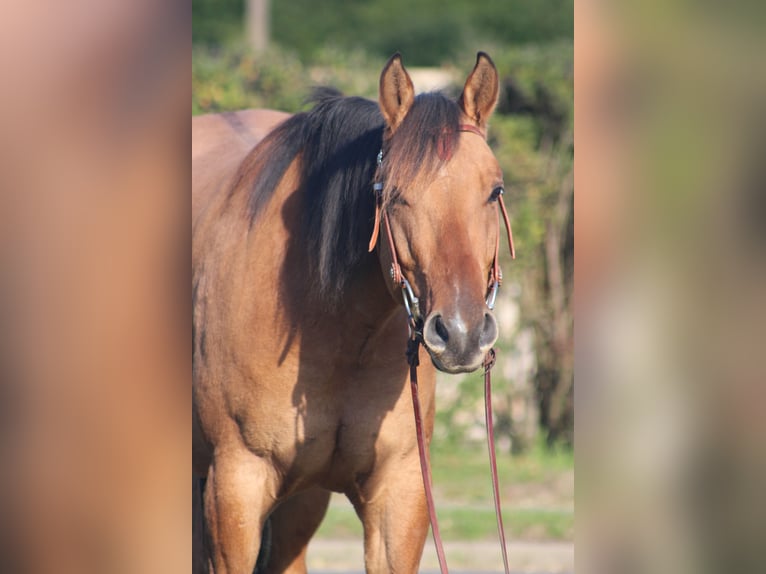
[262,486,331,573]
[204,449,276,574]
[354,455,430,573]
[193,476,210,574]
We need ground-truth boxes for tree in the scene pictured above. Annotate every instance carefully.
[246,0,269,52]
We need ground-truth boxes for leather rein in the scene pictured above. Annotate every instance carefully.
[367,124,515,574]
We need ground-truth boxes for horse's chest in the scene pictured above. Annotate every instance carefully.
[263,368,409,493]
[262,411,378,495]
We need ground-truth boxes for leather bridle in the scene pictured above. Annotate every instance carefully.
[367,125,515,573]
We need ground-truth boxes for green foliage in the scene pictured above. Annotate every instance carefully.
[491,42,573,266]
[273,0,472,66]
[192,46,308,114]
[193,0,573,66]
[192,45,384,115]
[192,0,242,45]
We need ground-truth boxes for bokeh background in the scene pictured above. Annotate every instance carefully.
[576,2,766,573]
[1,0,763,573]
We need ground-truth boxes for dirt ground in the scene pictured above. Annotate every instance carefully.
[306,539,574,572]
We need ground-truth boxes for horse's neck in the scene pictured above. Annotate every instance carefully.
[342,259,401,326]
[331,260,407,358]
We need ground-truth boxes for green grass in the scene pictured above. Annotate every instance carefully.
[314,439,573,542]
[314,503,363,539]
[315,501,573,542]
[430,437,573,503]
[438,507,572,541]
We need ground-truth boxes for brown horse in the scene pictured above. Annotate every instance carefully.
[193,53,505,573]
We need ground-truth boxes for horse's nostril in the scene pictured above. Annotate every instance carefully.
[423,313,448,353]
[434,315,449,343]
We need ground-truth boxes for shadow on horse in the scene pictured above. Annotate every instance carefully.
[193,52,507,573]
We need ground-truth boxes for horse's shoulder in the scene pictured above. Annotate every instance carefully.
[192,109,293,219]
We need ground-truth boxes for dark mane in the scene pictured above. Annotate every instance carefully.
[237,88,460,305]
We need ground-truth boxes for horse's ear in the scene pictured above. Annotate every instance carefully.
[459,52,499,129]
[379,53,415,133]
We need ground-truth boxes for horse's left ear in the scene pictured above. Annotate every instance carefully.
[459,52,499,129]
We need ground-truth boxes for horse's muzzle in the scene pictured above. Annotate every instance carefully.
[422,310,498,373]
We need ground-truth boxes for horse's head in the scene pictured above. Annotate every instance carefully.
[372,53,513,374]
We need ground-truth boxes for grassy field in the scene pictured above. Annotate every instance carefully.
[430,438,574,500]
[315,439,574,542]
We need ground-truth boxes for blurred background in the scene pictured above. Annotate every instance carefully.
[192,0,573,570]
[1,0,763,573]
[575,2,766,573]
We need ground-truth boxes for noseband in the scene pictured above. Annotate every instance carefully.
[367,125,514,574]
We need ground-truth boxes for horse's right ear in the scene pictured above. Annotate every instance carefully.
[379,53,415,133]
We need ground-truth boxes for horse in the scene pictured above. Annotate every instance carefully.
[193,52,507,573]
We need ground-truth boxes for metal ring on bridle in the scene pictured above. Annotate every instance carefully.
[486,279,500,310]
[400,277,421,324]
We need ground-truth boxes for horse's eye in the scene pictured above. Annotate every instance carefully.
[390,194,410,207]
[489,186,504,203]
